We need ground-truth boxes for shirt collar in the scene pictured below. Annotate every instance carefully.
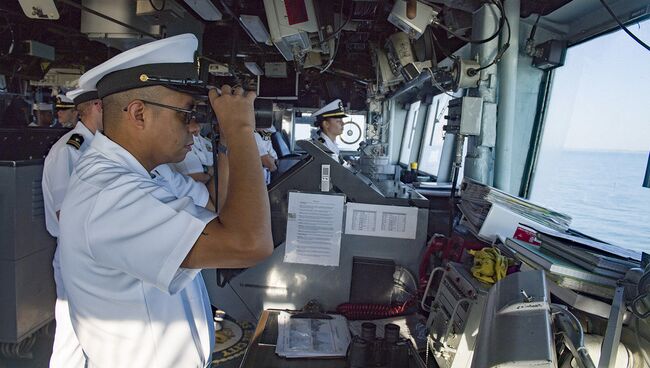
[319,132,335,146]
[90,132,151,178]
[72,121,95,142]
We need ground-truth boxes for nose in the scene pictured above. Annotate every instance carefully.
[188,117,200,135]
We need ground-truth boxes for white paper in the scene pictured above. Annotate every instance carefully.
[275,312,351,358]
[345,203,418,239]
[284,192,344,266]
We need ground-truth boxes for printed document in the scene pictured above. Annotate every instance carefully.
[284,192,344,266]
[345,203,418,239]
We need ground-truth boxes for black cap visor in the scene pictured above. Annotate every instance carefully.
[97,63,208,98]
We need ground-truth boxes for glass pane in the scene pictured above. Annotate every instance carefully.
[399,100,422,165]
[293,112,366,152]
[419,93,455,176]
[530,20,650,252]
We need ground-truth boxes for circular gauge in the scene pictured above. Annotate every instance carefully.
[340,121,362,144]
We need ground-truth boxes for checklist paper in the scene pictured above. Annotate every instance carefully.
[284,192,345,266]
[345,203,418,239]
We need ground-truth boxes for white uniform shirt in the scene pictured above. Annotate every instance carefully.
[152,164,209,205]
[58,132,216,368]
[314,131,340,162]
[42,122,94,237]
[42,122,95,368]
[254,130,278,184]
[172,134,213,175]
[193,134,213,166]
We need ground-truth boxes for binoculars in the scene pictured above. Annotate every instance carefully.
[347,322,410,368]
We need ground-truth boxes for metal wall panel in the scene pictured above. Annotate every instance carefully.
[0,161,56,343]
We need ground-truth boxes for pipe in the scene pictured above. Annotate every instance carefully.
[494,0,520,193]
[464,3,500,185]
[448,133,465,236]
[57,0,161,40]
[436,132,456,182]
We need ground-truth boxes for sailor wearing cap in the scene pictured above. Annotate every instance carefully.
[57,33,272,368]
[29,102,53,127]
[42,86,103,368]
[312,99,347,158]
[172,118,214,184]
[254,126,278,185]
[55,94,78,128]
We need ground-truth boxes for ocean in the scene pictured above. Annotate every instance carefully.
[530,150,650,253]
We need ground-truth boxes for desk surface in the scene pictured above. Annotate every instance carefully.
[239,310,347,368]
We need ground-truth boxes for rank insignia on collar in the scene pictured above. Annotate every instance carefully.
[66,134,84,150]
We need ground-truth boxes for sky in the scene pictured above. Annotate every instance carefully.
[544,18,650,152]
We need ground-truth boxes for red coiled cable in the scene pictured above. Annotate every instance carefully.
[336,299,416,320]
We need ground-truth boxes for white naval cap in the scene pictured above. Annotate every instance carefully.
[55,94,75,109]
[79,33,206,98]
[32,102,52,111]
[313,99,347,125]
[66,88,99,106]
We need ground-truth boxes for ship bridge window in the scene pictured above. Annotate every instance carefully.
[418,92,463,177]
[398,100,423,166]
[293,111,367,152]
[530,19,650,252]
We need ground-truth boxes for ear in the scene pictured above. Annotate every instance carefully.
[124,100,146,129]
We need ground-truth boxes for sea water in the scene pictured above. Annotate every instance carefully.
[531,150,650,253]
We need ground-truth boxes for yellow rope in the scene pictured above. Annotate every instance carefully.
[467,247,512,284]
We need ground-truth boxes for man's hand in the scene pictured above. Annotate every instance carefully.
[188,172,211,184]
[260,154,277,172]
[208,85,256,140]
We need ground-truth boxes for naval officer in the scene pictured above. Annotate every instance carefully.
[57,33,272,368]
[54,94,78,128]
[312,98,347,158]
[254,126,278,185]
[42,87,102,368]
[172,124,214,184]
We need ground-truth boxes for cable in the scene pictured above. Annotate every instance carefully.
[320,35,340,73]
[433,2,504,45]
[0,12,14,59]
[149,0,166,11]
[323,0,354,43]
[468,0,511,76]
[430,31,459,62]
[228,283,259,323]
[425,68,456,97]
[598,0,650,52]
[529,14,542,41]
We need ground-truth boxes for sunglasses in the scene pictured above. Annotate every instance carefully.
[123,100,197,125]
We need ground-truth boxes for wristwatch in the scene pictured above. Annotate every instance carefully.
[216,143,228,155]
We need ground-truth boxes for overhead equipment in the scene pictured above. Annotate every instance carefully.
[263,0,319,62]
[388,0,438,40]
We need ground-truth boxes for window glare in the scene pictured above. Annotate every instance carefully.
[530,20,650,252]
[419,94,453,176]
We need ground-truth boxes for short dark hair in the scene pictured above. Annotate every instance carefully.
[102,86,171,128]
